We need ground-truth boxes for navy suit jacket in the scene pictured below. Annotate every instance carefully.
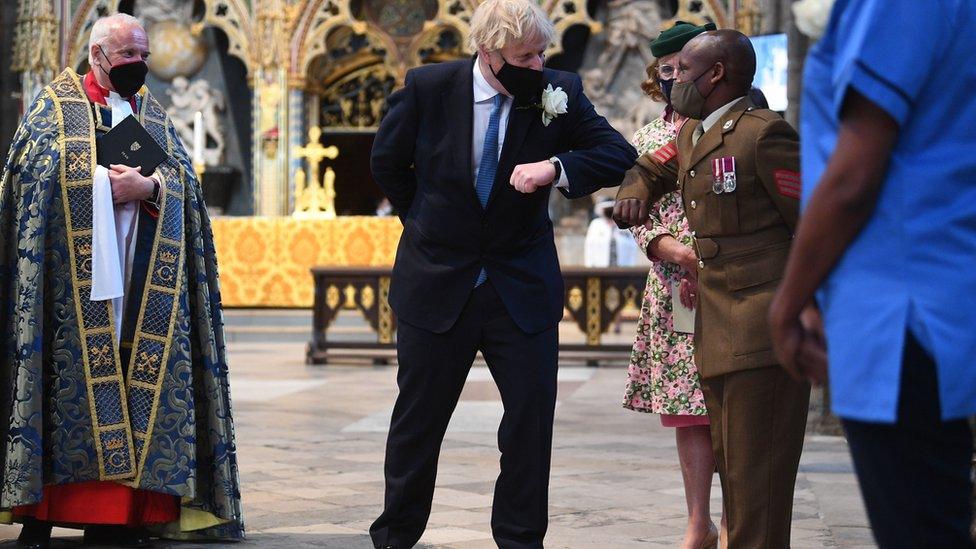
[371,59,637,334]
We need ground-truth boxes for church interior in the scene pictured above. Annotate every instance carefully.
[0,0,783,309]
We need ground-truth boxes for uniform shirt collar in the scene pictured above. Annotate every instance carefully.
[702,96,747,132]
[473,60,502,104]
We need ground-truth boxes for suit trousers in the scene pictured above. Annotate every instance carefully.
[370,281,558,549]
[701,366,810,548]
[842,332,975,549]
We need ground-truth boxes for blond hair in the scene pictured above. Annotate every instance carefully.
[468,0,555,52]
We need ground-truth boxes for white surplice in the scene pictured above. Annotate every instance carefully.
[90,91,140,342]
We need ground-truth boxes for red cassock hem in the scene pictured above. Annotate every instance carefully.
[12,481,179,526]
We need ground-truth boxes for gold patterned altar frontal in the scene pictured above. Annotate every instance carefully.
[211,216,402,307]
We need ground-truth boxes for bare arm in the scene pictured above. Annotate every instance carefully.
[629,200,696,271]
[769,89,900,383]
[648,234,697,274]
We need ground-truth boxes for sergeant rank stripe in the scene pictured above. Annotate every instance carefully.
[651,141,677,164]
[773,169,801,199]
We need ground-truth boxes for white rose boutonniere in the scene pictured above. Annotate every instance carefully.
[792,0,835,40]
[539,84,569,127]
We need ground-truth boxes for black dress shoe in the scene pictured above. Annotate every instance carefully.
[16,541,49,549]
[83,524,109,545]
[17,517,52,549]
[83,525,152,547]
[130,529,151,548]
[123,528,151,548]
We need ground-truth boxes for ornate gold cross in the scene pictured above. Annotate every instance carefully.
[292,126,339,218]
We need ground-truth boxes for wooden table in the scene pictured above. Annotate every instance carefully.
[307,266,648,365]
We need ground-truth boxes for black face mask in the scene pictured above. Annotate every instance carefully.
[97,45,148,98]
[658,78,675,103]
[490,54,543,105]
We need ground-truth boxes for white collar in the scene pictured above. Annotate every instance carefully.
[473,59,503,104]
[702,96,747,133]
[106,90,134,129]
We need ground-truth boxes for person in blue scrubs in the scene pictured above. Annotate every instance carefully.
[769,1,976,547]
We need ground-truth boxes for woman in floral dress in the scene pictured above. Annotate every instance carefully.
[622,21,720,549]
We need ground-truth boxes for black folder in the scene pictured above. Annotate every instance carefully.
[96,114,167,176]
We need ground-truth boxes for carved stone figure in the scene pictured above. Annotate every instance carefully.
[166,76,226,166]
[579,0,664,140]
[136,0,207,80]
[135,0,194,25]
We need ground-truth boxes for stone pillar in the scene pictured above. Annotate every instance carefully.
[251,76,311,217]
[11,0,59,110]
[252,69,290,216]
[249,0,305,217]
[785,20,810,129]
[0,0,23,158]
[286,87,306,215]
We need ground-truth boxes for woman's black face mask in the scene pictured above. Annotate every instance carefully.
[659,78,675,103]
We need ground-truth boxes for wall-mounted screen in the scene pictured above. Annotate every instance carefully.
[751,33,788,112]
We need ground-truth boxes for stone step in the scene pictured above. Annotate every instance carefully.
[222,308,311,327]
[221,309,637,354]
[223,309,371,343]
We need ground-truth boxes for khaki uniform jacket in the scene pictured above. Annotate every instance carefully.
[616,98,800,378]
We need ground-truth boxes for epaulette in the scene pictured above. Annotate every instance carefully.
[741,106,783,122]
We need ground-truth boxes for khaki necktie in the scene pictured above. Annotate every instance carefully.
[692,122,705,146]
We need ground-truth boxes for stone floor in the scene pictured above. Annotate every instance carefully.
[0,329,875,548]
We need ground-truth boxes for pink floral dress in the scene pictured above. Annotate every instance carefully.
[622,114,708,420]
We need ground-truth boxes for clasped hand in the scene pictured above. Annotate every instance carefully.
[678,275,697,310]
[769,300,828,386]
[612,198,649,228]
[108,164,154,204]
[509,160,556,194]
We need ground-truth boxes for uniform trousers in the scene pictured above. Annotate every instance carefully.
[701,366,810,548]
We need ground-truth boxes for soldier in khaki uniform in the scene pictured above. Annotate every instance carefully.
[614,30,810,548]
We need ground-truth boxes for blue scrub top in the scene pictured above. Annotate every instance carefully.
[800,0,976,422]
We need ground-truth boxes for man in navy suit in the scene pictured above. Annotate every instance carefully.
[368,1,636,547]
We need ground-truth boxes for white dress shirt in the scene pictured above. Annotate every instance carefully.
[471,61,569,189]
[471,60,512,185]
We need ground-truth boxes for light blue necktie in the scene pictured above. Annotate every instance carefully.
[474,94,503,287]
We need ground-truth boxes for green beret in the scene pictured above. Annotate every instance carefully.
[650,21,717,58]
